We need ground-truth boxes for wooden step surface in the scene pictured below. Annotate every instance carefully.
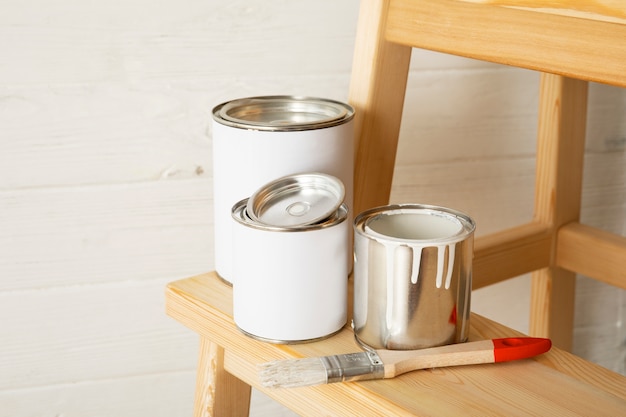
[166,272,626,416]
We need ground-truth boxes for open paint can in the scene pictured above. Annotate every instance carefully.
[231,173,349,343]
[353,204,475,350]
[212,96,354,284]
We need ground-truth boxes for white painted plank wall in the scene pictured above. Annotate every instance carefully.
[0,1,624,416]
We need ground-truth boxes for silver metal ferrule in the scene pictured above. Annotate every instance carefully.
[321,351,385,383]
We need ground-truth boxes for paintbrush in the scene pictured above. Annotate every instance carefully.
[258,337,551,388]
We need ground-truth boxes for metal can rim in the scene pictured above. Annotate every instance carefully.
[236,325,344,345]
[232,198,348,232]
[212,95,355,132]
[354,203,475,244]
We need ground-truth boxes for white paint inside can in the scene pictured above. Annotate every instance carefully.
[365,211,463,241]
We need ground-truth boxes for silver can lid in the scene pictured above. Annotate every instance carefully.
[212,96,354,131]
[248,173,345,227]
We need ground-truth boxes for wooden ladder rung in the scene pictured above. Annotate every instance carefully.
[473,222,552,289]
[557,222,626,290]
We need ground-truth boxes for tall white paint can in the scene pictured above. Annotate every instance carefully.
[212,96,354,284]
[231,173,349,343]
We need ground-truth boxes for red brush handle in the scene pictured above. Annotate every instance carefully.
[492,337,552,362]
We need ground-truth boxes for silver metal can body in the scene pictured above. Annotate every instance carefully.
[231,199,349,343]
[353,204,475,350]
[212,96,354,284]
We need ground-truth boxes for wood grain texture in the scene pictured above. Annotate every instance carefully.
[168,273,626,416]
[356,0,625,358]
[386,0,626,86]
[377,339,496,377]
[465,0,626,23]
[557,223,626,289]
[473,222,551,289]
[533,75,588,227]
[194,337,251,417]
[349,0,412,214]
[529,74,588,350]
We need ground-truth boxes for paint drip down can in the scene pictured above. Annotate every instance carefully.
[353,204,476,350]
[231,173,349,343]
[212,96,354,284]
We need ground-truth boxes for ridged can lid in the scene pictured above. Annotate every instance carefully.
[212,96,354,131]
[247,173,345,228]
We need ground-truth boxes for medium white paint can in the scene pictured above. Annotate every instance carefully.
[212,96,354,284]
[231,173,349,343]
[353,204,475,350]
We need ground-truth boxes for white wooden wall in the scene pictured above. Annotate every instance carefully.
[1,1,624,416]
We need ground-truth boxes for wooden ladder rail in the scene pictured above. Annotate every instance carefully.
[349,0,626,351]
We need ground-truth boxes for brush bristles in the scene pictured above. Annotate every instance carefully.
[258,357,328,388]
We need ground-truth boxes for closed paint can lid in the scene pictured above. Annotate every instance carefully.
[247,173,345,228]
[212,96,354,131]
